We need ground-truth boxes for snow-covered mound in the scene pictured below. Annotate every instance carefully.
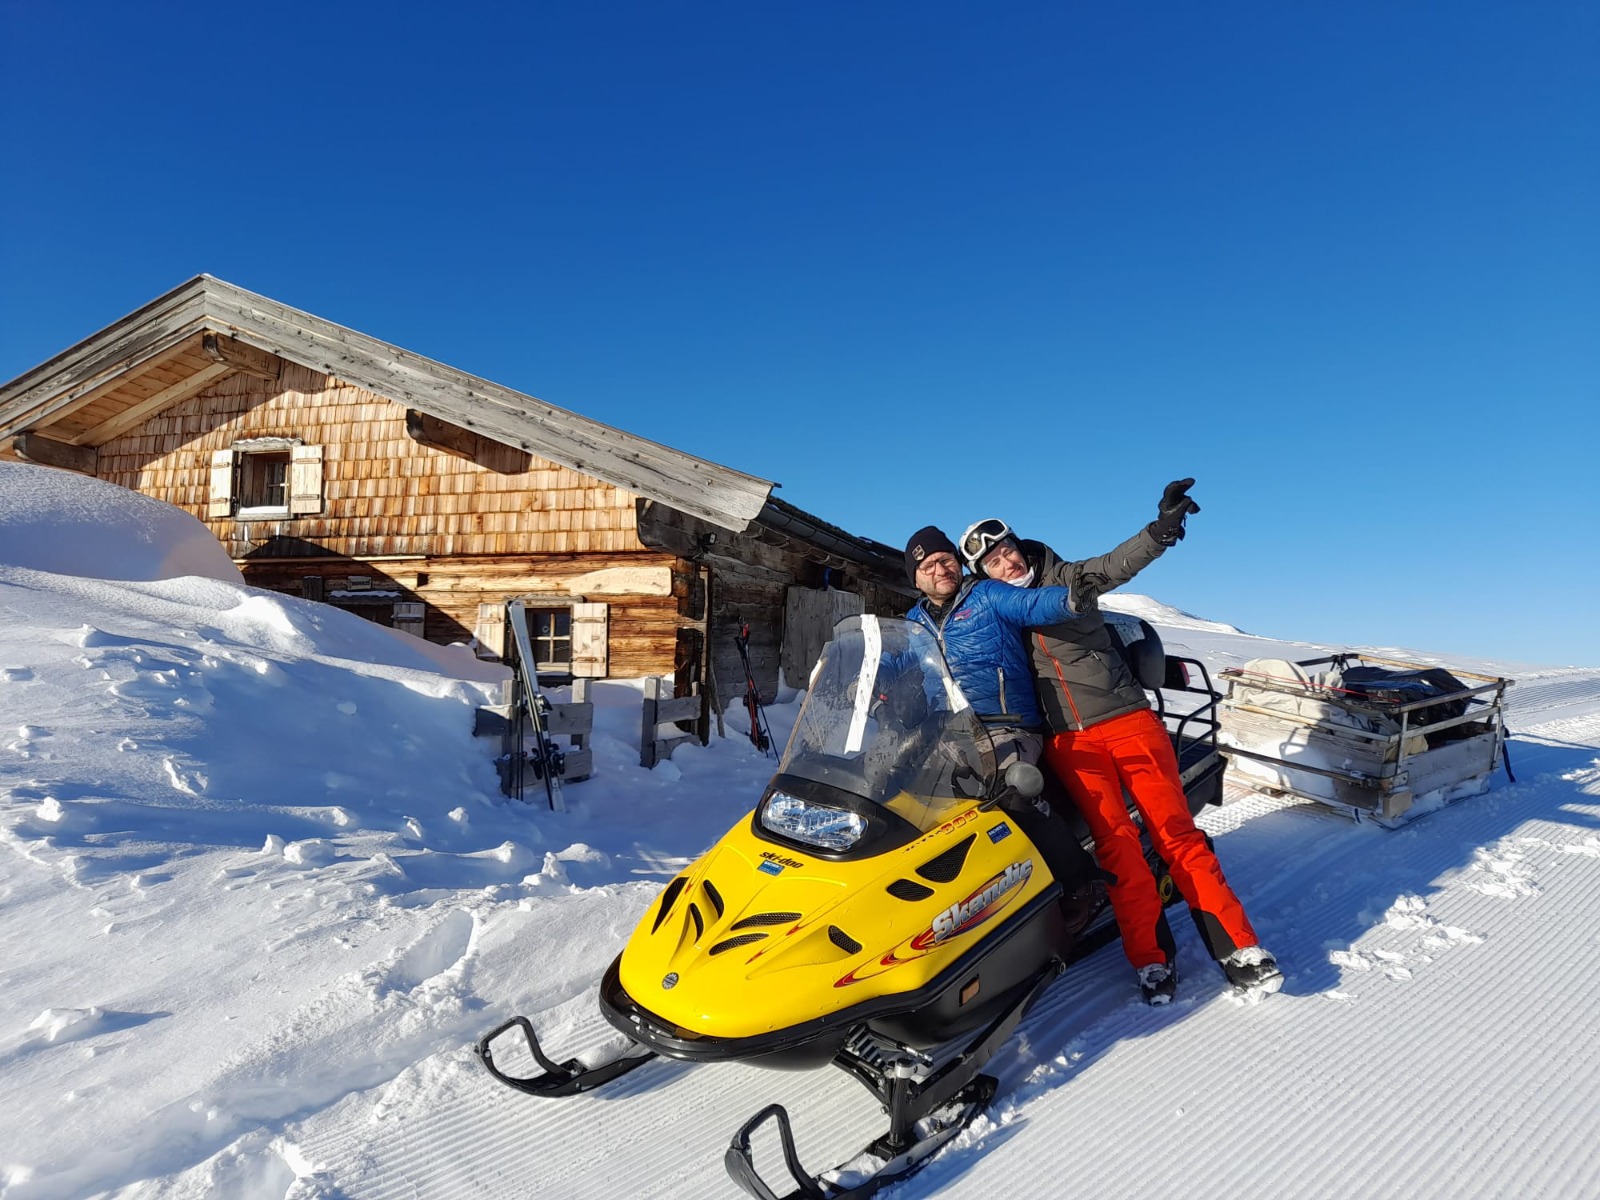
[0,464,787,1200]
[0,460,244,583]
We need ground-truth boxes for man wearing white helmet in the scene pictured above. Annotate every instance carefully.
[959,480,1281,1003]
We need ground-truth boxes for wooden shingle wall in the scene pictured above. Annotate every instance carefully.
[96,363,644,558]
[93,361,692,677]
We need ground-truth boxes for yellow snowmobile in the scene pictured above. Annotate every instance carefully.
[476,613,1225,1199]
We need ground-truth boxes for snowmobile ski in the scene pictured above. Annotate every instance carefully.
[725,1078,995,1200]
[474,1015,656,1097]
[723,959,1059,1200]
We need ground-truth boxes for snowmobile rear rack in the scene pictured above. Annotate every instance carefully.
[474,1015,656,1097]
[1218,652,1513,826]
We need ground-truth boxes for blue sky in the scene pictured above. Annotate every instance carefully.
[3,1,1595,665]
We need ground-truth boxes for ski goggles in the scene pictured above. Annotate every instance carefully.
[959,518,1015,569]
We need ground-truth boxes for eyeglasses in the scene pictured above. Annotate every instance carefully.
[917,553,960,576]
[959,518,1013,568]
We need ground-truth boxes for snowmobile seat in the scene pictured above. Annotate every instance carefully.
[1104,614,1166,692]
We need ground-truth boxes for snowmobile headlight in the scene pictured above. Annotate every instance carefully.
[760,792,866,852]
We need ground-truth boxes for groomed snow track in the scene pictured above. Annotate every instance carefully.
[294,668,1600,1200]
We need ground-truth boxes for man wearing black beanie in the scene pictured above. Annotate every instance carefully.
[904,525,960,588]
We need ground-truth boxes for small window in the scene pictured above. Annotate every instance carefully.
[239,451,292,512]
[531,608,573,670]
[210,440,324,521]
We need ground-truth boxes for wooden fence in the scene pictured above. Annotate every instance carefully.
[640,676,708,768]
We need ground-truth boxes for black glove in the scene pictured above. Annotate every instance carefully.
[1148,478,1200,546]
[876,670,928,730]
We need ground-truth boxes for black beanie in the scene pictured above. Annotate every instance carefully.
[904,525,959,584]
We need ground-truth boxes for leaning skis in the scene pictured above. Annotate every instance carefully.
[735,621,775,756]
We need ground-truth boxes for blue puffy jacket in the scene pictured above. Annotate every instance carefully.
[907,577,1078,727]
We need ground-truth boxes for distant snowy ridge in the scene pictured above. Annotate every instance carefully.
[1100,592,1245,636]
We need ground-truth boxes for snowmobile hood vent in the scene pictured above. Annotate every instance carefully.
[827,926,862,954]
[730,912,801,930]
[886,878,935,901]
[652,876,688,933]
[688,903,704,939]
[710,933,767,956]
[915,835,976,884]
[702,879,725,918]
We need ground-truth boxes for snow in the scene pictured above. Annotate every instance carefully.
[3,466,1599,1200]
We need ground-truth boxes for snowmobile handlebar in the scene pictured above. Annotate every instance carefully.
[979,760,1045,811]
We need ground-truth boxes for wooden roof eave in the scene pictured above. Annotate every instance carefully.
[0,278,212,440]
[754,495,913,592]
[0,275,777,532]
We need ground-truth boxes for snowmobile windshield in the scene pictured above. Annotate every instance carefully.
[773,615,995,836]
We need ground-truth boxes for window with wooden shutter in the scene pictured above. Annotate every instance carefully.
[392,601,425,637]
[474,602,507,660]
[289,444,324,515]
[207,449,235,518]
[570,602,608,678]
[239,451,290,509]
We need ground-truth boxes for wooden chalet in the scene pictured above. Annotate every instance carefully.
[0,276,910,711]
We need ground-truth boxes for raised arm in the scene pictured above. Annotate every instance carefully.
[1039,479,1199,605]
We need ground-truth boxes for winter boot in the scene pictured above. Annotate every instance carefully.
[1220,946,1283,995]
[1056,879,1107,949]
[1137,960,1178,1006]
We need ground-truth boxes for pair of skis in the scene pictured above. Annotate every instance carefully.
[521,683,565,811]
[735,620,775,757]
[498,599,567,810]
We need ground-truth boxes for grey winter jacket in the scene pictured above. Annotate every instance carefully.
[1013,529,1168,732]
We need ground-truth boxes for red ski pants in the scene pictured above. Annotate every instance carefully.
[1044,708,1258,970]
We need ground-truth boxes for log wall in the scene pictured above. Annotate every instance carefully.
[241,552,688,677]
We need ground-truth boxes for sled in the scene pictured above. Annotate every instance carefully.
[1217,652,1513,827]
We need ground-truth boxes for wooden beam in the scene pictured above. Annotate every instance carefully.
[75,361,232,446]
[202,332,282,381]
[405,408,531,475]
[13,431,98,474]
[405,408,477,458]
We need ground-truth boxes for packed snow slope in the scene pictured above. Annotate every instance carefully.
[2,460,1598,1200]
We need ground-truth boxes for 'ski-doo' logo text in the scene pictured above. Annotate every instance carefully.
[911,860,1034,950]
[759,850,805,871]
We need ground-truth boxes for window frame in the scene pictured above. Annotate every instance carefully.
[528,606,575,673]
[208,438,323,521]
